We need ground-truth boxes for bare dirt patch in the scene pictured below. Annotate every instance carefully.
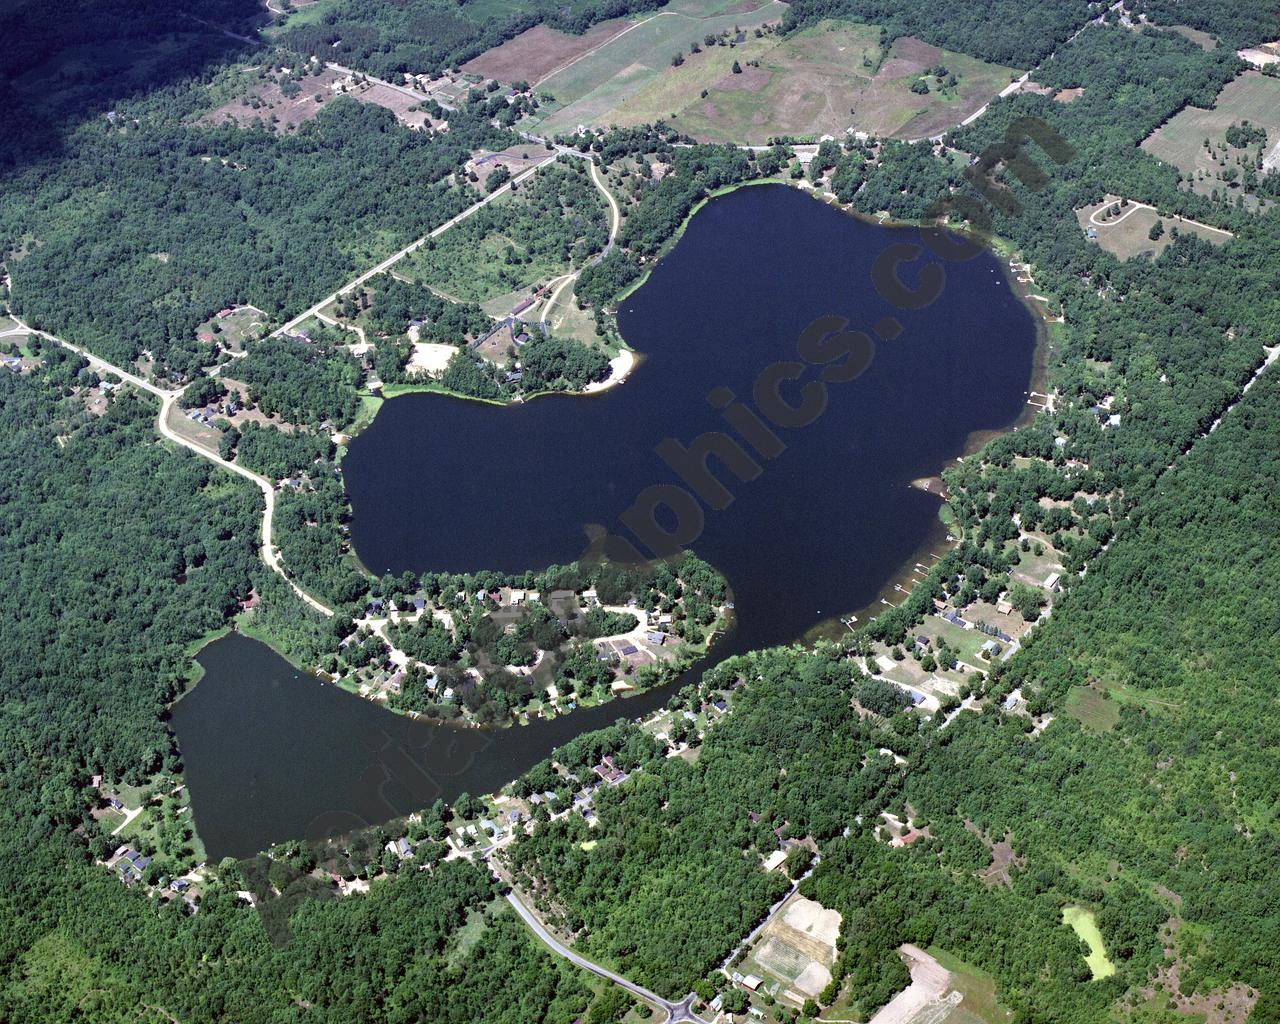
[200,71,343,133]
[879,36,943,78]
[463,21,630,84]
[468,145,546,187]
[965,821,1026,888]
[201,69,439,134]
[750,894,842,1002]
[1054,87,1084,103]
[717,66,771,92]
[358,82,435,129]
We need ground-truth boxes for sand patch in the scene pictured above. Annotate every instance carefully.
[407,343,456,375]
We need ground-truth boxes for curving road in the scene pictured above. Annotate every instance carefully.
[7,319,334,617]
[541,160,621,327]
[504,890,708,1024]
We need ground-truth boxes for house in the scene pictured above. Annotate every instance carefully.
[996,599,1013,615]
[581,587,598,605]
[107,796,125,811]
[386,837,413,858]
[657,613,672,625]
[645,631,666,646]
[1043,572,1061,592]
[509,589,526,606]
[980,639,1003,659]
[169,879,189,893]
[913,634,929,649]
[620,644,638,656]
[711,698,728,714]
[741,974,763,992]
[762,849,788,872]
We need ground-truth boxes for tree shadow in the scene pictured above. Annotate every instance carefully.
[0,0,267,176]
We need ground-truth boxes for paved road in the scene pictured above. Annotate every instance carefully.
[7,319,334,616]
[504,890,708,1024]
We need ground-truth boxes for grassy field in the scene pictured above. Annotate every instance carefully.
[463,20,633,84]
[194,305,267,352]
[1141,71,1280,207]
[927,948,1015,1024]
[1167,25,1218,49]
[1075,196,1232,260]
[1064,684,1120,733]
[538,18,1019,143]
[1062,906,1116,980]
[529,0,788,135]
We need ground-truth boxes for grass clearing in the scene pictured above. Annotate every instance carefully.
[463,20,633,84]
[1062,906,1116,980]
[445,906,491,969]
[1075,196,1231,259]
[1141,71,1280,207]
[1064,684,1120,733]
[1167,25,1218,49]
[529,2,787,135]
[925,948,1015,1024]
[194,304,267,353]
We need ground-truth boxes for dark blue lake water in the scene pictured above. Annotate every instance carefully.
[174,184,1036,859]
[344,183,1035,656]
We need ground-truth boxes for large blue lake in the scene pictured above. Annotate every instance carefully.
[174,183,1037,858]
[344,183,1036,657]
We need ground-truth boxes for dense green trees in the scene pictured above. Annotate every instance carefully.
[2,93,511,376]
[232,335,361,428]
[363,274,492,343]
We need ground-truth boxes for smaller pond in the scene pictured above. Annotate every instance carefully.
[1062,905,1116,980]
[171,632,700,860]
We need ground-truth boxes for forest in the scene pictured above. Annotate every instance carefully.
[7,5,1280,1023]
[1,87,512,377]
[229,335,362,429]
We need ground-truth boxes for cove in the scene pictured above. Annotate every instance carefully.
[343,183,1037,658]
[174,184,1038,859]
[174,631,721,860]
